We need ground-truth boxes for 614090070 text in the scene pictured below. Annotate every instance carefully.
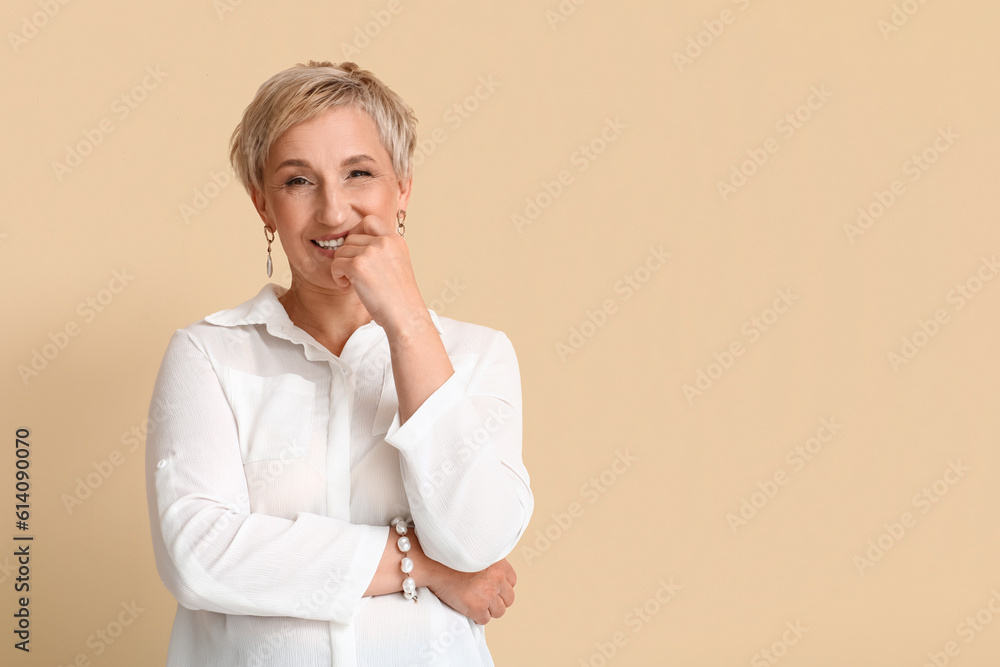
[13,427,32,652]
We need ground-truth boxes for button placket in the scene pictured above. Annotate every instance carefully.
[325,360,354,523]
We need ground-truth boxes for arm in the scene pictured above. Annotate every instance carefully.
[145,329,388,623]
[383,317,534,573]
[365,525,517,625]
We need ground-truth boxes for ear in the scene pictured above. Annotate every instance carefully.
[397,173,413,211]
[250,185,271,228]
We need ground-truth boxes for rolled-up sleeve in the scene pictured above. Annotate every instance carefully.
[383,331,533,572]
[145,329,388,622]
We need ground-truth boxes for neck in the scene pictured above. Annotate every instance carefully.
[277,280,373,356]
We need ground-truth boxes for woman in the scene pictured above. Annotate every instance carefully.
[145,60,533,666]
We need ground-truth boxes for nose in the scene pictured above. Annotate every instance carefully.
[315,181,352,228]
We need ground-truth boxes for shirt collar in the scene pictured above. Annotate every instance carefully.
[204,283,444,335]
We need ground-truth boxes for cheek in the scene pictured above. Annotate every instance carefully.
[356,186,396,209]
[271,193,307,215]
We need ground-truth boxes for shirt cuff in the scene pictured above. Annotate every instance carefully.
[330,523,391,622]
[383,367,467,453]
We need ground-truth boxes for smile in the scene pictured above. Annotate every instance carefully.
[312,238,345,249]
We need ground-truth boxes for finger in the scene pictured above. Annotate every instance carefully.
[337,229,400,259]
[499,580,515,608]
[488,596,507,619]
[472,610,491,626]
[333,237,364,252]
[505,562,517,587]
[329,270,351,288]
[335,220,380,251]
[357,213,393,238]
[329,259,352,285]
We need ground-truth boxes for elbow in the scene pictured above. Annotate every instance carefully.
[422,497,532,572]
[154,548,212,611]
[160,551,240,614]
[164,573,208,612]
[152,519,231,613]
[150,500,248,613]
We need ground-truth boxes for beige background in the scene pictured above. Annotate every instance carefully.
[3,0,1000,665]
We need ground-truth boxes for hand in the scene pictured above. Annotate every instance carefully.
[427,559,517,626]
[329,214,428,335]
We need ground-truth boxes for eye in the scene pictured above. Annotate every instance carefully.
[348,169,373,178]
[284,176,309,186]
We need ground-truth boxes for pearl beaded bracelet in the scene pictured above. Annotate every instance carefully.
[391,517,418,603]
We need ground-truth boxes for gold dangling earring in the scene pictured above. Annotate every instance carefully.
[263,225,275,277]
[396,209,406,237]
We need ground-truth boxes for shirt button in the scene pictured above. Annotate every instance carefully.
[157,459,168,470]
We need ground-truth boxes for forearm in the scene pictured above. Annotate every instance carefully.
[384,309,454,425]
[366,527,517,627]
[381,330,534,571]
[151,499,388,621]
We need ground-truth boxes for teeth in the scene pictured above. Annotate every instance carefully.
[314,238,345,249]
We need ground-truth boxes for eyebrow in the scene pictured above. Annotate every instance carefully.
[273,154,377,171]
[342,154,377,167]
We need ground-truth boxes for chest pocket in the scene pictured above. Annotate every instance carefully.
[371,353,479,436]
[227,368,316,463]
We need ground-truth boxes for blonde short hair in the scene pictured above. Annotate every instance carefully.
[229,60,418,195]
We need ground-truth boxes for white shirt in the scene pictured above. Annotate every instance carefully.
[144,283,533,666]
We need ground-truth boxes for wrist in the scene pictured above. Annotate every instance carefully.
[391,518,420,602]
[410,536,443,592]
[384,306,436,344]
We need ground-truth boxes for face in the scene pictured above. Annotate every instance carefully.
[251,105,411,292]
